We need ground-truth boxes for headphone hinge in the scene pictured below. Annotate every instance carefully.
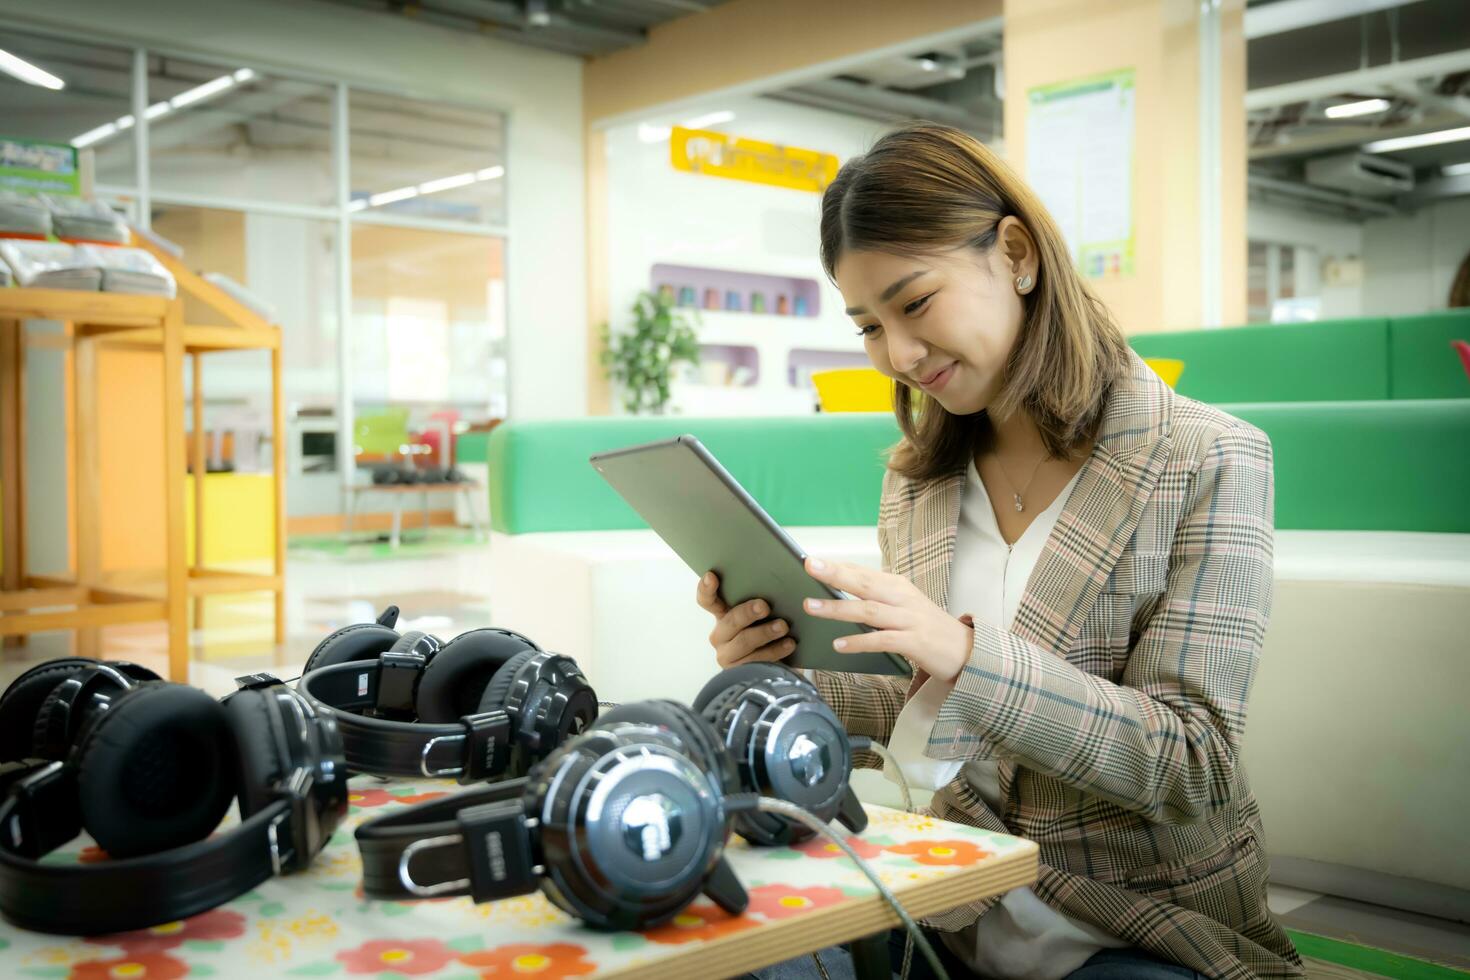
[458,798,536,903]
[376,651,427,716]
[2,762,79,859]
[458,709,512,784]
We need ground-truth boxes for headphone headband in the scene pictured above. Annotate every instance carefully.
[300,659,515,781]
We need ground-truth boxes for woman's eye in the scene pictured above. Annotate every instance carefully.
[904,294,932,316]
[855,323,879,337]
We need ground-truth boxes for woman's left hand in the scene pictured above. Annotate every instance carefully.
[801,556,974,684]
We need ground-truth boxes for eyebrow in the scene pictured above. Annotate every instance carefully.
[844,270,929,316]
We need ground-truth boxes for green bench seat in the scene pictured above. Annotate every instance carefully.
[487,401,1470,535]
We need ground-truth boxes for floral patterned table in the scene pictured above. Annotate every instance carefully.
[0,775,1038,980]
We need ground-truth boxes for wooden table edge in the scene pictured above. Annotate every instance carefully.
[596,840,1040,980]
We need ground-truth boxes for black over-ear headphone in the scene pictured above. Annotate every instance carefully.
[0,660,347,935]
[297,606,599,783]
[693,662,867,846]
[356,699,749,931]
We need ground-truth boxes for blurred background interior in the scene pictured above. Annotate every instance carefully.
[0,1,1466,976]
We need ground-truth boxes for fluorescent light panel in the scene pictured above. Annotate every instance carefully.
[72,67,256,147]
[358,165,504,212]
[1443,161,1470,177]
[0,47,65,90]
[1363,125,1470,153]
[1324,98,1389,119]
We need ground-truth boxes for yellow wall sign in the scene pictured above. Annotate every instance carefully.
[670,126,839,193]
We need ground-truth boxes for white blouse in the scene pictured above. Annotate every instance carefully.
[885,461,1126,980]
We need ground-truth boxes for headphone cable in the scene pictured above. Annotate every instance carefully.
[729,795,950,980]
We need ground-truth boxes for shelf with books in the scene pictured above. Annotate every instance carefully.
[651,262,821,318]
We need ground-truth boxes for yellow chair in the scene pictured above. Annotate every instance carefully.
[1143,358,1185,389]
[811,368,895,412]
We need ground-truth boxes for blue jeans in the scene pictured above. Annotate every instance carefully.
[745,929,1206,979]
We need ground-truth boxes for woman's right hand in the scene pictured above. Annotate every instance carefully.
[696,571,796,668]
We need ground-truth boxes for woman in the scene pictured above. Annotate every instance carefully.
[696,124,1303,980]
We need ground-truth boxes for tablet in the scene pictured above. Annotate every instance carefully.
[590,435,910,677]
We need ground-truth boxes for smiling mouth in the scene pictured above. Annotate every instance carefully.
[916,364,955,386]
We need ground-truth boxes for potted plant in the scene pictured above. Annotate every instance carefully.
[600,290,701,415]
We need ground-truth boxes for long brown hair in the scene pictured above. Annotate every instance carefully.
[1450,250,1470,308]
[819,123,1131,482]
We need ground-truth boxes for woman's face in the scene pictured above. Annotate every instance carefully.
[832,229,1031,417]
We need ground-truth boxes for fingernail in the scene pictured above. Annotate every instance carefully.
[755,601,767,616]
[833,639,847,650]
[806,598,823,610]
[809,557,826,571]
[772,620,786,635]
[704,573,713,585]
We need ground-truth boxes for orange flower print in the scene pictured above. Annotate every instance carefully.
[641,902,759,945]
[459,942,597,978]
[347,787,396,808]
[70,952,189,980]
[87,909,246,954]
[884,839,991,866]
[78,845,110,863]
[337,938,458,974]
[793,835,882,860]
[746,884,846,920]
[395,790,449,805]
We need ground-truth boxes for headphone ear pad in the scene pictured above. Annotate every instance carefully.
[477,650,537,716]
[596,699,729,783]
[693,662,801,715]
[415,629,536,723]
[0,658,99,762]
[223,689,287,820]
[303,623,400,674]
[75,683,236,858]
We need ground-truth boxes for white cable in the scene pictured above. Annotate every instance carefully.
[752,797,949,980]
[860,739,915,814]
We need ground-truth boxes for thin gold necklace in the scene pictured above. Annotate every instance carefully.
[994,453,1048,513]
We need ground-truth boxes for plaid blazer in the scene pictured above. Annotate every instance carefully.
[814,352,1304,980]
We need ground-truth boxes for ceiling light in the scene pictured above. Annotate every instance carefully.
[347,199,370,212]
[475,166,505,181]
[638,123,672,144]
[1363,125,1470,153]
[71,69,250,148]
[72,122,118,148]
[1324,98,1390,119]
[0,47,65,90]
[918,58,938,72]
[682,110,735,129]
[417,171,478,195]
[169,74,237,108]
[367,185,419,207]
[1443,161,1470,177]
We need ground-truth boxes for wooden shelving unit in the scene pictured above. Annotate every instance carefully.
[0,241,286,681]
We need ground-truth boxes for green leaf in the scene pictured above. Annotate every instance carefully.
[190,967,217,977]
[285,965,344,977]
[259,901,286,917]
[612,932,648,951]
[17,969,68,978]
[763,849,803,860]
[183,939,227,952]
[446,935,484,953]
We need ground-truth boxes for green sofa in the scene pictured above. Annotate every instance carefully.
[486,402,1470,535]
[1128,310,1470,403]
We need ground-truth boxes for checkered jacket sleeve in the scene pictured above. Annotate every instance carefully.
[811,470,907,763]
[931,426,1275,824]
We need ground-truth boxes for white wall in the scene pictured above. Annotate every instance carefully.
[1247,201,1365,320]
[1361,196,1470,317]
[604,95,890,414]
[0,0,587,420]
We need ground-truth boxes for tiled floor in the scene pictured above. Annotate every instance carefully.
[3,532,1466,978]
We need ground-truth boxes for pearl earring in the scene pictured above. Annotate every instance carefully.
[1015,274,1033,292]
